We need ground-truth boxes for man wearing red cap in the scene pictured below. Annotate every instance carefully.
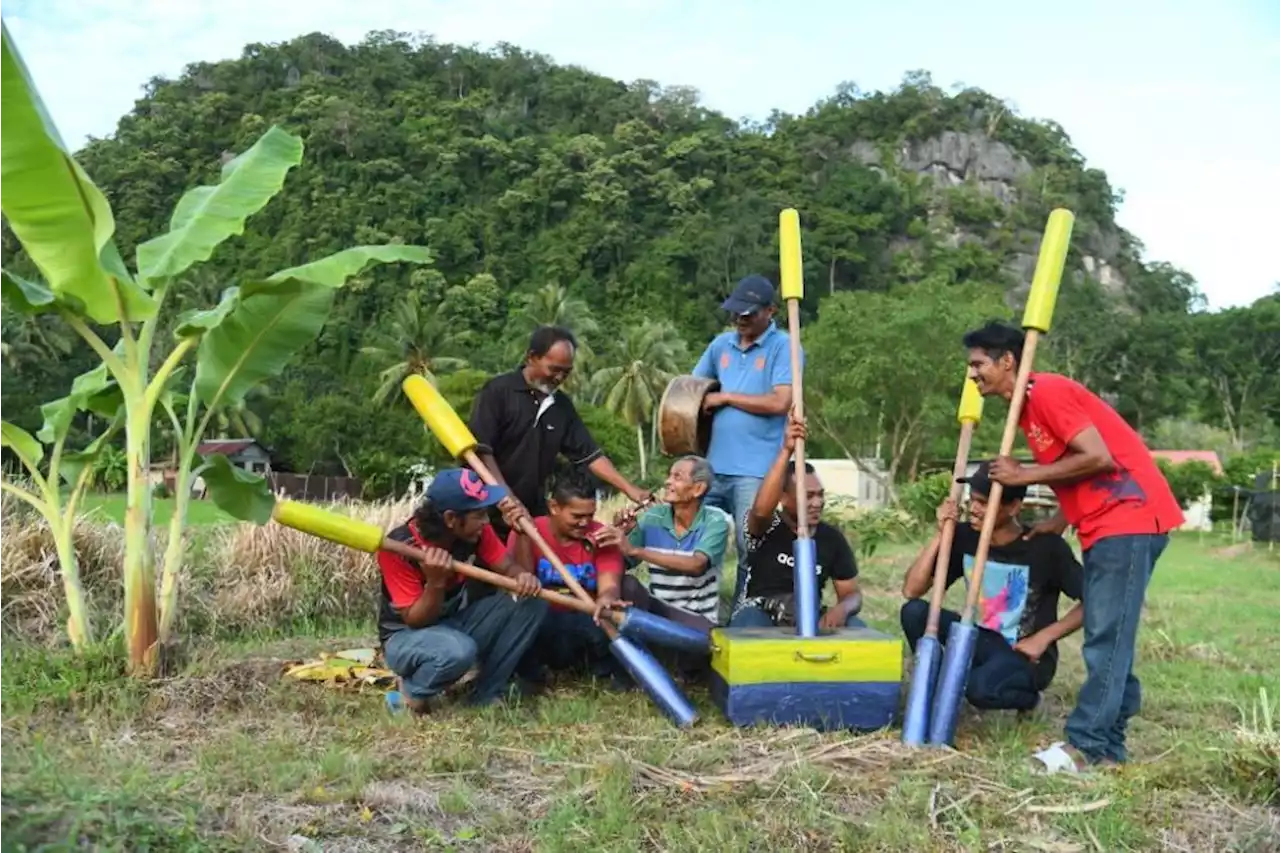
[378,468,545,714]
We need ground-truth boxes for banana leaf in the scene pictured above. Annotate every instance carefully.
[0,23,154,323]
[135,126,304,284]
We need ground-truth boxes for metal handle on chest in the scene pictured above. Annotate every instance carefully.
[794,651,840,664]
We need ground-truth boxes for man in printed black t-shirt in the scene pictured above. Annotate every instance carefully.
[377,468,546,713]
[731,411,865,630]
[900,461,1084,711]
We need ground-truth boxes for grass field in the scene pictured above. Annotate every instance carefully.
[2,535,1278,852]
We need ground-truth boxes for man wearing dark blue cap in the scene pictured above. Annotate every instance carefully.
[692,274,800,610]
[378,468,547,714]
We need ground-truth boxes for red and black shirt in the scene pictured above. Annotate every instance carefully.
[375,520,508,644]
[1019,373,1184,549]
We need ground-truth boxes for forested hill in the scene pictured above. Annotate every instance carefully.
[3,31,1277,490]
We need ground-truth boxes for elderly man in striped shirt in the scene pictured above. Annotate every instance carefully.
[597,456,730,640]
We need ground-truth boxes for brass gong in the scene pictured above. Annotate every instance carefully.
[658,375,720,457]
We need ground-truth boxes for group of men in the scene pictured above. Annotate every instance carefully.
[377,273,1183,777]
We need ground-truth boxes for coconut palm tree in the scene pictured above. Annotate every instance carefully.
[361,293,470,405]
[591,320,689,480]
[1,305,73,372]
[509,283,600,394]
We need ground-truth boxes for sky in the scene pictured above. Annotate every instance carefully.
[4,0,1277,310]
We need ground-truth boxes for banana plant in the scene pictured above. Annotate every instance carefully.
[0,388,124,648]
[0,24,432,672]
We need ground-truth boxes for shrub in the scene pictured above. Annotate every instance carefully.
[896,472,952,526]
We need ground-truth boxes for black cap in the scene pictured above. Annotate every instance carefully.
[721,274,776,315]
[957,460,1027,503]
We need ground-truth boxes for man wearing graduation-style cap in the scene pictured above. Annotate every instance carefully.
[691,274,801,612]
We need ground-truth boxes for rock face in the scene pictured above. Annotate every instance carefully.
[848,131,1127,293]
[850,131,1032,204]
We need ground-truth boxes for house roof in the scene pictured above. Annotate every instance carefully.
[1150,450,1223,475]
[196,439,262,456]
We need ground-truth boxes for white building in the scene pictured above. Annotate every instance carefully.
[808,458,891,509]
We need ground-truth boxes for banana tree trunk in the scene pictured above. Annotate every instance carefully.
[51,518,93,648]
[122,407,158,674]
[157,456,196,642]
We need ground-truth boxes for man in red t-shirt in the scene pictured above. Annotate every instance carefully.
[963,321,1184,774]
[507,470,628,687]
[377,468,546,714]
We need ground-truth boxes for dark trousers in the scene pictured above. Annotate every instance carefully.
[900,598,1040,712]
[383,594,548,706]
[521,607,620,680]
[731,604,867,630]
[703,474,762,611]
[621,575,714,680]
[1066,533,1168,763]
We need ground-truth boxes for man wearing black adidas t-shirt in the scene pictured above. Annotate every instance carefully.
[900,461,1084,711]
[731,412,865,630]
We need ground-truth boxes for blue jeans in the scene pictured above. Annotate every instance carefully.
[704,473,762,611]
[383,594,548,706]
[730,604,867,630]
[899,599,1041,711]
[1065,533,1169,763]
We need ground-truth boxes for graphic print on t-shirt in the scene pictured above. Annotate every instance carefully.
[535,556,599,591]
[1087,468,1149,505]
[961,554,1029,645]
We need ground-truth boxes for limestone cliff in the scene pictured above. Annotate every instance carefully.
[850,130,1128,295]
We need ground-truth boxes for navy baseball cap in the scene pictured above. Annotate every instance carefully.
[957,461,1027,503]
[721,274,776,315]
[427,468,508,512]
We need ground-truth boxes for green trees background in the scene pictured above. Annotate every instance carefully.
[4,31,1278,497]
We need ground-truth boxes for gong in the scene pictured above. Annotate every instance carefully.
[658,375,720,457]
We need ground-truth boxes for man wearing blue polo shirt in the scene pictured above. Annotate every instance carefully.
[692,274,798,610]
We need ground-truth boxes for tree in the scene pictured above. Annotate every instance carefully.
[3,29,1275,500]
[1,304,73,372]
[1191,296,1280,450]
[1156,459,1220,510]
[360,292,470,405]
[806,276,1011,484]
[591,320,688,479]
[0,24,431,669]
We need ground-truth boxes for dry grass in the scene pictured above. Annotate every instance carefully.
[0,491,416,644]
[1,491,667,646]
[0,494,126,641]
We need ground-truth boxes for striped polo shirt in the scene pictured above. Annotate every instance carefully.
[626,502,730,622]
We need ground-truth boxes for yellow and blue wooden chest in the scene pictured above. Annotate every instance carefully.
[709,625,904,731]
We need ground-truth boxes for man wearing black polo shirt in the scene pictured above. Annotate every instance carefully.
[469,326,650,538]
[899,461,1084,712]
